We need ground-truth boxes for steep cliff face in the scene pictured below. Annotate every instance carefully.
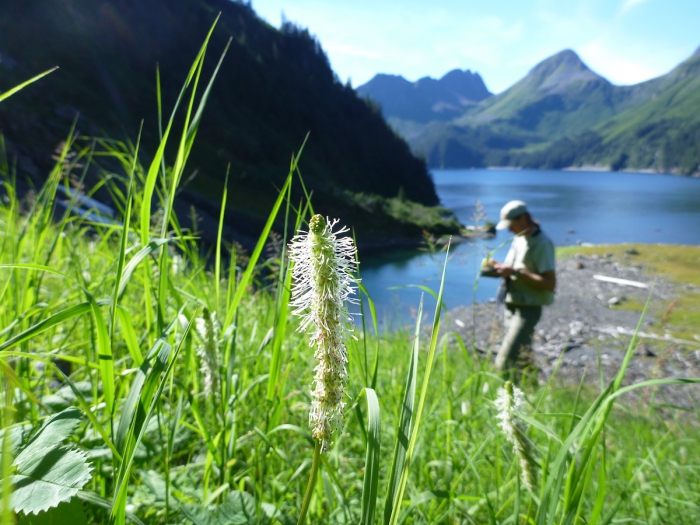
[1,0,447,247]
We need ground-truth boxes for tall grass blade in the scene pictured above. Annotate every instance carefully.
[110,123,140,357]
[0,301,103,352]
[111,310,195,524]
[90,295,114,415]
[117,308,143,367]
[114,337,169,454]
[117,239,172,299]
[139,17,219,246]
[360,388,381,525]
[0,67,57,102]
[223,172,292,329]
[214,168,229,311]
[536,290,654,525]
[266,178,299,406]
[0,358,42,406]
[388,241,451,525]
[76,491,145,525]
[383,295,423,525]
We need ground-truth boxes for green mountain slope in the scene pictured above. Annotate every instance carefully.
[0,0,457,248]
[381,47,700,174]
[526,48,700,174]
[456,50,624,137]
[600,49,700,138]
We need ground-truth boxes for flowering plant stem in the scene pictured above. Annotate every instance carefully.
[297,440,322,525]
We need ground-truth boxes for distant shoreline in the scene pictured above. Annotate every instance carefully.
[440,166,700,177]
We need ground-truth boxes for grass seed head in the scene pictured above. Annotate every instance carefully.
[289,214,358,452]
[195,307,221,402]
[495,381,537,492]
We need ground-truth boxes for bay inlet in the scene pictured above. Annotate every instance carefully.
[359,169,700,323]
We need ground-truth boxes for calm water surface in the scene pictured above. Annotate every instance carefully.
[359,169,700,323]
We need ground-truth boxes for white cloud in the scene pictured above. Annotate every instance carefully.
[621,0,651,14]
[579,39,660,84]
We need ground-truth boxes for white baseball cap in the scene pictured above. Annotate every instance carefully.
[496,200,528,230]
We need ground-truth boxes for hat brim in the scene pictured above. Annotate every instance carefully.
[496,219,511,230]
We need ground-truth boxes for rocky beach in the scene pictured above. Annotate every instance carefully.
[446,249,700,406]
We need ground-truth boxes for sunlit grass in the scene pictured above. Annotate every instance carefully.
[1,28,700,525]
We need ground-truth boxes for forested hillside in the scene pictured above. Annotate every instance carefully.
[0,0,459,248]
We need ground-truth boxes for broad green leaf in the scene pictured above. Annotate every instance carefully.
[16,409,82,455]
[181,491,260,525]
[16,497,87,525]
[8,409,92,515]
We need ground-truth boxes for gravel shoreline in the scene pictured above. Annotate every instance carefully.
[445,252,700,406]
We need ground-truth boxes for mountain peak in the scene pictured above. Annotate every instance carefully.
[527,49,607,94]
[356,68,491,123]
[533,49,589,74]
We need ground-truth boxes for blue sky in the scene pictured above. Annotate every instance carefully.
[252,0,700,93]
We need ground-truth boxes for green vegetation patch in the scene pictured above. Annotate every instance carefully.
[608,297,647,312]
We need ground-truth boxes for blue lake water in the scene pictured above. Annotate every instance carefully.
[359,169,700,324]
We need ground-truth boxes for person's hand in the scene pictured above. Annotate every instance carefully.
[496,265,516,278]
[482,258,497,269]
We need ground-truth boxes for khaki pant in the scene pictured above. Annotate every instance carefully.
[495,304,542,374]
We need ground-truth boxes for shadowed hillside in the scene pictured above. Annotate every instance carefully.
[0,0,460,248]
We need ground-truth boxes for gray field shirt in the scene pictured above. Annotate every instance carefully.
[503,228,556,306]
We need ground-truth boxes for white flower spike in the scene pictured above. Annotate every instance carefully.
[495,381,537,492]
[289,214,358,452]
[195,308,221,402]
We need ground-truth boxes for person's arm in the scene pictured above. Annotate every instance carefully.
[493,264,556,292]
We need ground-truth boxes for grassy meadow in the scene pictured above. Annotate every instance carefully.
[2,29,700,525]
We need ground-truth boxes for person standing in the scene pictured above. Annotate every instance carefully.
[486,200,556,377]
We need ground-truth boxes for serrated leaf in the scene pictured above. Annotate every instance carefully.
[0,425,26,458]
[261,502,294,525]
[16,409,83,461]
[181,506,248,525]
[11,447,93,515]
[16,498,88,525]
[3,408,92,515]
[181,491,262,525]
[139,469,166,502]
